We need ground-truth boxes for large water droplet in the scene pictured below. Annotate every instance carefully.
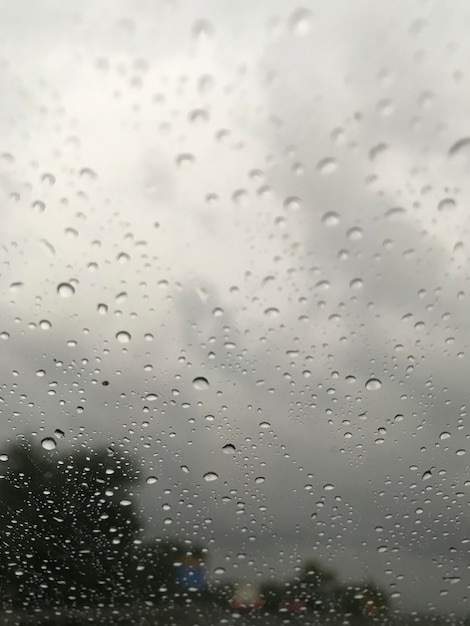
[222,443,236,454]
[439,431,451,440]
[116,331,131,343]
[57,282,75,298]
[193,376,210,390]
[146,476,158,484]
[203,472,218,482]
[365,377,382,391]
[41,437,56,451]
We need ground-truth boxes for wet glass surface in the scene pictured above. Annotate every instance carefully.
[0,1,469,624]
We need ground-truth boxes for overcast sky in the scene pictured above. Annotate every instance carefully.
[1,0,470,616]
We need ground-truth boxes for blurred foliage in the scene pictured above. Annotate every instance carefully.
[0,436,140,608]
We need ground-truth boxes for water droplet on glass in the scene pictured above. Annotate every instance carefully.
[54,429,65,439]
[97,303,108,315]
[57,282,75,298]
[192,376,210,390]
[323,484,334,491]
[437,198,456,212]
[369,143,389,162]
[222,444,236,454]
[145,393,158,402]
[39,319,52,330]
[284,196,301,212]
[448,137,470,159]
[350,278,363,289]
[192,19,215,41]
[146,476,158,484]
[264,307,280,318]
[439,431,451,440]
[322,211,340,227]
[41,437,56,451]
[289,7,312,36]
[346,227,363,241]
[317,157,337,175]
[365,377,382,391]
[203,472,218,482]
[120,499,132,507]
[255,476,265,484]
[116,331,131,344]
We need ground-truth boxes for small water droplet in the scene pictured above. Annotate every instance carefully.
[439,432,451,440]
[350,278,363,289]
[317,157,337,175]
[346,227,363,241]
[255,476,265,484]
[116,331,131,344]
[264,307,280,318]
[448,137,470,159]
[365,377,382,391]
[203,472,218,482]
[41,437,56,451]
[39,319,52,330]
[54,429,65,439]
[289,7,312,36]
[97,303,108,314]
[192,376,210,390]
[259,421,271,429]
[146,476,158,484]
[284,196,301,212]
[322,211,340,227]
[323,484,334,491]
[120,499,132,507]
[57,282,75,298]
[437,198,456,212]
[145,393,158,402]
[222,444,236,454]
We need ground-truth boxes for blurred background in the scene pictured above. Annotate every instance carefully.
[0,0,469,624]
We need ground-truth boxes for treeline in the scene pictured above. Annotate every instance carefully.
[0,435,393,621]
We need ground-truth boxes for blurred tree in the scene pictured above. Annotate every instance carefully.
[0,436,140,609]
[297,559,337,611]
[336,580,390,618]
[260,580,285,612]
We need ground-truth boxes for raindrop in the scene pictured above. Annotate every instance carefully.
[448,137,470,158]
[323,484,334,491]
[192,376,210,390]
[289,7,312,36]
[322,211,340,227]
[284,196,301,212]
[255,476,265,484]
[54,429,65,439]
[39,319,52,330]
[346,227,363,241]
[116,331,131,344]
[0,454,8,462]
[317,157,337,175]
[146,476,158,484]
[259,421,271,429]
[365,377,382,391]
[437,198,456,212]
[385,207,406,220]
[41,437,56,451]
[97,303,108,314]
[222,444,236,454]
[369,143,389,162]
[192,19,215,41]
[422,469,433,481]
[120,499,132,507]
[439,431,451,440]
[57,282,75,298]
[264,307,280,318]
[145,393,158,402]
[203,472,218,482]
[350,278,363,289]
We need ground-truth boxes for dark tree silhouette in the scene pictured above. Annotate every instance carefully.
[0,436,141,609]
